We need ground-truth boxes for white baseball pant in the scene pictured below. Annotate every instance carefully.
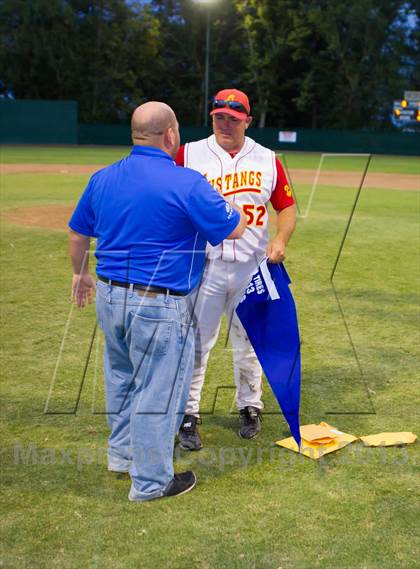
[186,257,263,416]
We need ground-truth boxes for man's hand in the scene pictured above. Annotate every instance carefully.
[71,273,96,308]
[267,205,296,263]
[266,236,286,264]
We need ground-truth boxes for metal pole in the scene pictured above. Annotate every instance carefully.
[204,9,210,127]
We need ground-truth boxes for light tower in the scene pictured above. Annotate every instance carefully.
[193,0,218,126]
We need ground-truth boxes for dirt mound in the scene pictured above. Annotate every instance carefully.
[2,204,74,231]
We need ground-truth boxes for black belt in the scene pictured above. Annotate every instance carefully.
[97,275,186,297]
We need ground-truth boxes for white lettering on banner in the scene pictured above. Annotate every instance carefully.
[254,273,265,295]
[241,273,266,303]
[260,259,280,300]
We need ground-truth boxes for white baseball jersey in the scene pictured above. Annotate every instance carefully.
[184,134,278,263]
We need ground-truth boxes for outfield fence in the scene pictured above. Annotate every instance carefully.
[1,99,419,155]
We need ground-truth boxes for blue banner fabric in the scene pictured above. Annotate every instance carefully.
[236,259,301,446]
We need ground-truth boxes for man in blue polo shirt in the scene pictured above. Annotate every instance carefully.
[68,101,245,502]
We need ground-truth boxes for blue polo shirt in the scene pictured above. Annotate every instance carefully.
[69,146,239,292]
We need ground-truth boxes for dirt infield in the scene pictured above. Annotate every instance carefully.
[291,169,418,191]
[1,164,108,175]
[1,163,418,232]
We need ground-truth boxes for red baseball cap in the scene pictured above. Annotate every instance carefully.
[209,88,251,120]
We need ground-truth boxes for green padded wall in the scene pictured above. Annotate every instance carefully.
[248,127,420,156]
[1,99,418,155]
[77,123,420,155]
[0,100,78,144]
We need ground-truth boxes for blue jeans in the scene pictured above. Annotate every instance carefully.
[96,280,194,501]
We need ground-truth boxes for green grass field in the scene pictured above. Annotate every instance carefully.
[1,146,419,569]
[1,145,419,174]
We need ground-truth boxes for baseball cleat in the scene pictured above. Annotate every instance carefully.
[238,406,262,439]
[178,414,203,451]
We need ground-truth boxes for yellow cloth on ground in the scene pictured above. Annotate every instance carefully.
[360,432,417,447]
[276,421,357,460]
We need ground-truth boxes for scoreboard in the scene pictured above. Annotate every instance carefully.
[392,91,420,130]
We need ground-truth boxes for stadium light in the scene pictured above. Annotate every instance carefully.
[193,0,218,127]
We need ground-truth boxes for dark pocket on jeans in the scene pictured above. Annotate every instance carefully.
[131,314,173,357]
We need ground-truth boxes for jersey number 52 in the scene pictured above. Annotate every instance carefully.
[242,204,266,227]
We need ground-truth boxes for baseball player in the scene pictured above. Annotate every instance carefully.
[176,88,296,450]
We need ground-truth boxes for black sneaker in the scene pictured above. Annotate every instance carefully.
[163,471,197,498]
[129,471,197,501]
[239,406,262,439]
[178,415,203,451]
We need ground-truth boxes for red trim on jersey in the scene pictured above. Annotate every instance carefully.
[270,157,295,211]
[175,145,185,166]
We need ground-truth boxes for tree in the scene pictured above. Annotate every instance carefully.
[0,0,417,127]
[0,0,77,100]
[292,0,419,129]
[233,0,302,128]
[151,0,248,125]
[0,0,163,121]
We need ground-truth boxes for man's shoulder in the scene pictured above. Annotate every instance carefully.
[244,136,273,157]
[89,156,129,182]
[183,137,215,168]
[175,164,207,183]
[185,136,213,150]
[173,159,207,185]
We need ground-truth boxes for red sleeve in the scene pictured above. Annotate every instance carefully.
[175,145,185,167]
[270,157,295,211]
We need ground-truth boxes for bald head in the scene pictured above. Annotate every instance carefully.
[131,102,179,157]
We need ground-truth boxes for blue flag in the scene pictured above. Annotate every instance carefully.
[236,259,301,446]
